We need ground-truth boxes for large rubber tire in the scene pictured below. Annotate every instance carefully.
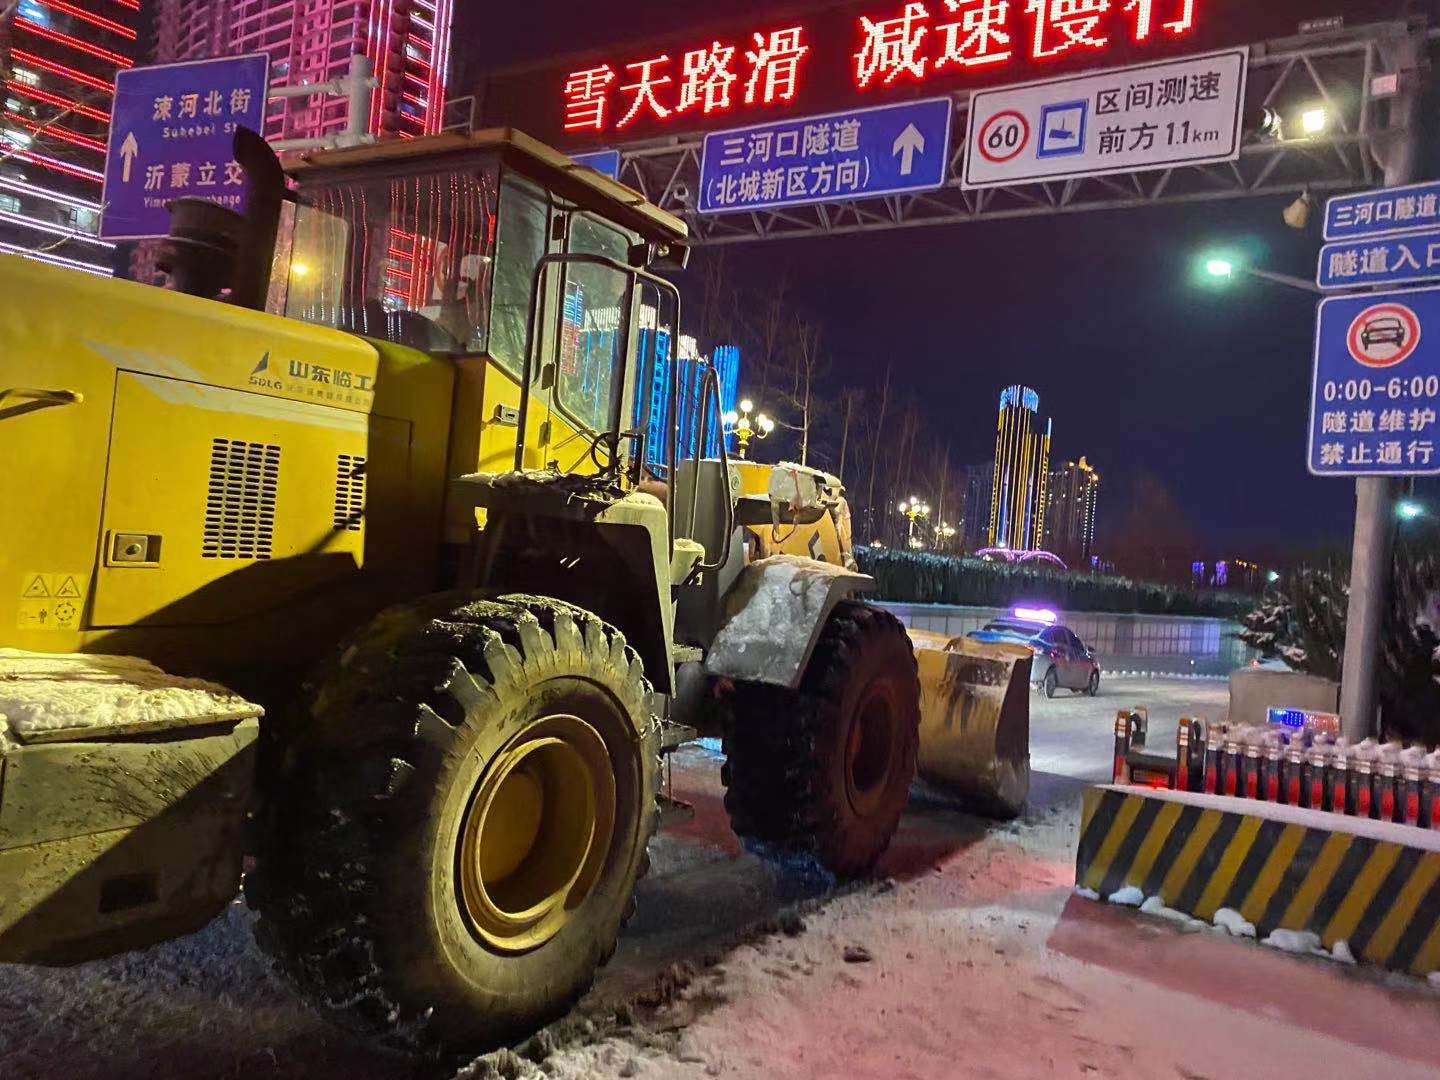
[245,594,659,1050]
[719,601,919,880]
[1043,667,1059,699]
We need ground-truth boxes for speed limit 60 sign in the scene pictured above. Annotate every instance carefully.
[1310,287,1440,476]
[977,110,1030,165]
[962,49,1246,189]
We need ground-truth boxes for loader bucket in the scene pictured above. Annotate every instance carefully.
[908,630,1033,820]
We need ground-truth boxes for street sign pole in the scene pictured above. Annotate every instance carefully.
[1338,29,1423,742]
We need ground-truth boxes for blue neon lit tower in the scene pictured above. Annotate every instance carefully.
[636,331,740,470]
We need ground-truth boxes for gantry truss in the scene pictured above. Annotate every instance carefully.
[610,21,1427,245]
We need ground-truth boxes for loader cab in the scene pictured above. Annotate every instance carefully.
[277,129,688,514]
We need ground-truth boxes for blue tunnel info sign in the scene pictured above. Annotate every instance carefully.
[1317,229,1440,291]
[698,97,952,215]
[101,55,270,241]
[1310,287,1440,477]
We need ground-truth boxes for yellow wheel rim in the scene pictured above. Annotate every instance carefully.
[458,714,616,953]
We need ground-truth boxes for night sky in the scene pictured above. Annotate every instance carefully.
[711,195,1334,555]
[472,0,1437,556]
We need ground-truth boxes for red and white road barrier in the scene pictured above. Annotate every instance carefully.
[1111,709,1440,829]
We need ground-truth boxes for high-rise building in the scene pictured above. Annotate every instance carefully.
[1044,456,1101,567]
[988,385,1052,552]
[0,0,137,274]
[956,461,994,554]
[134,0,455,284]
[150,0,454,144]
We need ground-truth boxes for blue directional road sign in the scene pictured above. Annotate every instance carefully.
[1323,181,1440,242]
[698,97,952,215]
[1318,229,1440,291]
[572,149,621,181]
[1310,286,1440,476]
[101,54,270,241]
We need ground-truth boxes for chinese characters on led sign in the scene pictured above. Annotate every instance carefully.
[565,28,811,132]
[563,1,1200,134]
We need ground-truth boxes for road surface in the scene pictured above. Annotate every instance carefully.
[3,678,1437,1080]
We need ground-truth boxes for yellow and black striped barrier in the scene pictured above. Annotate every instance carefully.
[1077,784,1440,977]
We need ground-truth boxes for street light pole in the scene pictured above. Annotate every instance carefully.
[1338,28,1423,741]
[1203,259,1321,296]
[898,497,931,549]
[1240,267,1323,294]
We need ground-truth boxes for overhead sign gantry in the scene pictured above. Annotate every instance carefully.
[474,5,1417,245]
[960,48,1246,188]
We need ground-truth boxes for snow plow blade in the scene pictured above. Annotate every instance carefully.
[908,630,1033,819]
[0,651,261,964]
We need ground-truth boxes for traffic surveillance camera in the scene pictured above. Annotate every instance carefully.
[1246,105,1284,141]
[1283,191,1314,231]
[671,181,692,206]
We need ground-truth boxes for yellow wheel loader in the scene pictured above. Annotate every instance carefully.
[0,126,1029,1050]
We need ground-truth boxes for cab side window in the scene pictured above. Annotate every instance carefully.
[553,215,633,434]
[489,175,551,375]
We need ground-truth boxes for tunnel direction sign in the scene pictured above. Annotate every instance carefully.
[1309,287,1440,477]
[962,49,1246,190]
[101,54,270,241]
[1317,229,1440,291]
[697,97,952,215]
[1324,181,1440,242]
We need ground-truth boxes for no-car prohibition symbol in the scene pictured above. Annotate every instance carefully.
[1347,302,1422,368]
[977,110,1030,165]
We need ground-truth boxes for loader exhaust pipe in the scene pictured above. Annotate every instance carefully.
[156,127,286,310]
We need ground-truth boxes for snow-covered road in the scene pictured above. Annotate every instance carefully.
[4,678,1437,1080]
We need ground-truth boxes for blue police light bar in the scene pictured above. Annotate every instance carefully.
[1267,707,1341,736]
[1268,708,1307,730]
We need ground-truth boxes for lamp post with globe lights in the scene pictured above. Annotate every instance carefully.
[898,496,931,548]
[723,399,774,460]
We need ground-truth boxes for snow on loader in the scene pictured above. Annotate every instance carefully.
[0,126,1026,1053]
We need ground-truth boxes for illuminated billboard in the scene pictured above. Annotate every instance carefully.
[475,2,1364,149]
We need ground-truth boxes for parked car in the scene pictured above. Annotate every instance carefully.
[968,608,1101,698]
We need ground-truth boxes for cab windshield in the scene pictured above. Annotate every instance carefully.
[281,160,642,438]
[282,160,501,353]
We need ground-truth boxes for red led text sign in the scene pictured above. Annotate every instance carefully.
[562,1,1199,135]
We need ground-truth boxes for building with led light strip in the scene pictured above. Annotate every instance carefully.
[151,0,454,146]
[1044,456,1101,567]
[988,384,1052,553]
[0,0,137,275]
[133,0,454,287]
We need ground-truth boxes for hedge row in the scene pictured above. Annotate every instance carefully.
[854,547,1254,619]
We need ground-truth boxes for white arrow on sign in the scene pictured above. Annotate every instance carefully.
[892,123,926,176]
[119,131,139,183]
